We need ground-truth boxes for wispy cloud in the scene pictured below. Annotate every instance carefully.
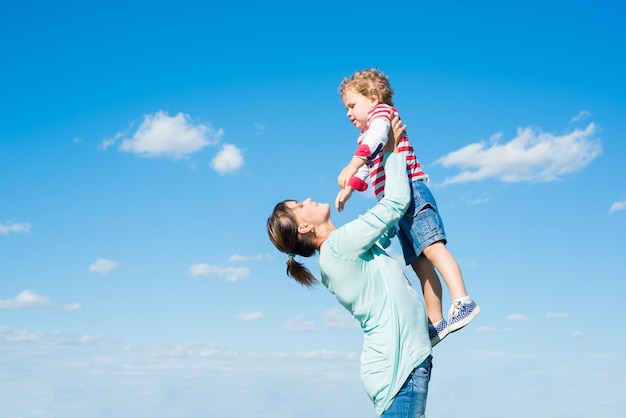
[466,196,491,205]
[103,111,223,159]
[189,263,250,282]
[546,312,568,318]
[198,344,241,358]
[609,200,626,213]
[1,327,45,342]
[253,122,266,135]
[323,308,360,329]
[80,334,117,345]
[0,290,49,310]
[228,254,263,263]
[236,311,264,321]
[0,221,31,236]
[211,143,244,175]
[89,258,119,276]
[63,303,82,311]
[435,121,601,185]
[284,315,318,332]
[150,342,194,358]
[295,350,357,360]
[508,314,529,321]
[570,110,591,124]
[145,342,241,358]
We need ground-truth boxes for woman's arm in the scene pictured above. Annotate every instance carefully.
[333,169,409,260]
[331,115,408,256]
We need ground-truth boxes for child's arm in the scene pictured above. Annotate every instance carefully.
[335,186,354,212]
[337,156,367,189]
[338,115,391,188]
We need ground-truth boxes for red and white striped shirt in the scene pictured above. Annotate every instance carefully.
[349,104,427,200]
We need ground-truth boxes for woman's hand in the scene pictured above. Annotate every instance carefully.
[387,114,407,153]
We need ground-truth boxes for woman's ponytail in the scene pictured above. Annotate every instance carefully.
[267,201,318,287]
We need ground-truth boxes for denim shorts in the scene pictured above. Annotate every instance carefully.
[396,179,447,265]
[381,355,433,418]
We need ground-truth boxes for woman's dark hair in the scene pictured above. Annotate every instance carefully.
[266,200,318,287]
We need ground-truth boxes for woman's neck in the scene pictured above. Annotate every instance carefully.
[314,221,336,250]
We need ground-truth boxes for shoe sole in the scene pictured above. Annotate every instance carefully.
[430,327,450,348]
[448,305,481,333]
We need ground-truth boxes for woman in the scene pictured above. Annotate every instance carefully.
[266,117,433,417]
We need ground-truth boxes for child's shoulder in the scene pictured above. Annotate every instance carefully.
[370,103,397,118]
[373,103,395,111]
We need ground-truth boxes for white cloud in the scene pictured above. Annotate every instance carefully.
[0,290,49,309]
[80,334,111,345]
[609,200,626,213]
[116,111,223,159]
[101,132,123,150]
[228,254,262,262]
[89,258,119,276]
[189,263,250,282]
[150,343,194,358]
[323,308,360,329]
[467,196,491,205]
[2,327,43,342]
[211,143,244,174]
[284,315,318,332]
[236,311,264,321]
[198,344,240,358]
[546,312,568,318]
[435,121,602,185]
[508,314,529,321]
[0,221,31,236]
[570,110,591,123]
[3,327,74,345]
[63,303,82,311]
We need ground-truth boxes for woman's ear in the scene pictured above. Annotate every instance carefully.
[298,224,313,235]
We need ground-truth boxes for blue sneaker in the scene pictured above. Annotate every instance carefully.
[447,299,480,333]
[428,319,449,347]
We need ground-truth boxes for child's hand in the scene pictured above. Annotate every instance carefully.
[335,186,354,212]
[338,156,366,188]
[337,165,357,189]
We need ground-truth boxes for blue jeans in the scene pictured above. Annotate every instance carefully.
[397,179,447,265]
[381,355,432,418]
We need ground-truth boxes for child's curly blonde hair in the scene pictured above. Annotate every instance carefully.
[338,68,394,106]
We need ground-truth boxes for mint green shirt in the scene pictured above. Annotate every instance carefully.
[320,152,431,416]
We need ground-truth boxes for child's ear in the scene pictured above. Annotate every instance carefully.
[370,95,381,105]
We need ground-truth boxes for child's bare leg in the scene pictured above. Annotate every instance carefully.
[411,258,443,324]
[422,241,467,301]
[423,240,479,333]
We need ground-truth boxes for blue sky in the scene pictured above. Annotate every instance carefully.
[1,1,625,417]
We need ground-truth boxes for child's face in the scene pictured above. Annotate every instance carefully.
[342,89,378,130]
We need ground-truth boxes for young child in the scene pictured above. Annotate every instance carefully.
[335,68,480,346]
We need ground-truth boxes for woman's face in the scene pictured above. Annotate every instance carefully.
[342,88,378,130]
[286,198,330,229]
